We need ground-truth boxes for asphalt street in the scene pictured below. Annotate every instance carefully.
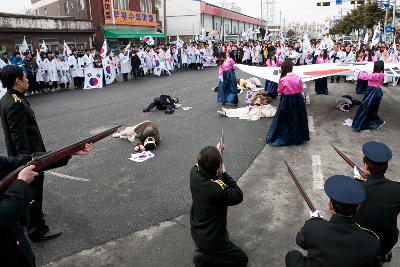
[42,76,400,267]
[0,67,269,265]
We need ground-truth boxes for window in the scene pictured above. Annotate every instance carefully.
[114,0,128,10]
[64,1,70,14]
[78,0,85,11]
[140,0,152,13]
[43,7,48,16]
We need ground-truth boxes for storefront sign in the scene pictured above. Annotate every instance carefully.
[103,0,157,26]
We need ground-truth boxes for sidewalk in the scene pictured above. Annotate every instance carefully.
[43,142,400,267]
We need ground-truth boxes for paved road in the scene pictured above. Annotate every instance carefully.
[0,67,270,265]
[42,78,400,267]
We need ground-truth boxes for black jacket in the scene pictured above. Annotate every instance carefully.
[190,165,243,251]
[356,173,400,254]
[0,89,45,156]
[0,156,36,267]
[296,215,381,267]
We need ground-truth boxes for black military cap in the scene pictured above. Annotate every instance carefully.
[362,141,392,163]
[324,175,365,204]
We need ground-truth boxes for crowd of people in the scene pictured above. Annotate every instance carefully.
[0,41,218,94]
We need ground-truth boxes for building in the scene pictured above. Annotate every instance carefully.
[31,0,164,49]
[0,12,94,54]
[159,0,263,42]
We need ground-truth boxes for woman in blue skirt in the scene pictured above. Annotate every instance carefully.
[266,60,310,146]
[355,49,375,94]
[314,49,329,95]
[217,52,238,106]
[264,53,282,98]
[352,60,385,131]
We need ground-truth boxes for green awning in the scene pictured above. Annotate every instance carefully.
[104,29,165,39]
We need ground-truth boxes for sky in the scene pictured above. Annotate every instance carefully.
[0,0,32,14]
[1,0,355,24]
[205,0,356,24]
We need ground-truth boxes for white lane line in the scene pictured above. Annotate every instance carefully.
[312,155,324,190]
[45,171,90,182]
[308,116,315,132]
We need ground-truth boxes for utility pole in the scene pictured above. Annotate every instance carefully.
[392,0,397,43]
[163,0,167,38]
[261,0,263,27]
[384,0,389,30]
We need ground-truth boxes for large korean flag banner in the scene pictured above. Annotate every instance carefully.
[103,64,115,85]
[84,68,103,89]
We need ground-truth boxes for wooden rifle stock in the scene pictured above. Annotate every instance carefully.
[0,125,121,194]
[220,129,224,161]
[284,161,316,212]
[330,144,367,181]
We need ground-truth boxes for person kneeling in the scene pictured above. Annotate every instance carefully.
[190,145,248,267]
[285,175,382,267]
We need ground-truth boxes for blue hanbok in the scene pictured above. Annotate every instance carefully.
[265,79,278,98]
[352,86,384,131]
[217,69,238,105]
[355,79,368,94]
[266,93,310,146]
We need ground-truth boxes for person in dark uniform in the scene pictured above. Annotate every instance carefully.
[0,145,92,267]
[142,95,180,114]
[286,175,382,267]
[0,158,38,267]
[355,141,400,263]
[0,65,91,242]
[190,145,248,267]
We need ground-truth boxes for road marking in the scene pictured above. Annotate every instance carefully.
[312,155,324,190]
[45,171,90,182]
[308,116,315,132]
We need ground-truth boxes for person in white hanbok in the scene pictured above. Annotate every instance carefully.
[45,52,59,90]
[76,52,85,88]
[82,49,94,69]
[242,45,251,65]
[144,47,153,74]
[119,51,131,81]
[68,50,80,89]
[58,56,72,89]
[182,46,188,69]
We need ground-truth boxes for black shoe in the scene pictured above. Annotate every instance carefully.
[143,109,149,112]
[29,225,62,242]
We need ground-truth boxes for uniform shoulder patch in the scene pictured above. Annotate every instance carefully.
[211,179,227,190]
[356,223,380,240]
[11,94,22,103]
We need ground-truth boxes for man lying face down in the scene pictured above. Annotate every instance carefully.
[112,121,160,152]
[143,95,180,114]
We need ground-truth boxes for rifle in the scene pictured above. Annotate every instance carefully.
[284,161,316,212]
[331,144,367,181]
[0,125,121,194]
[220,128,224,161]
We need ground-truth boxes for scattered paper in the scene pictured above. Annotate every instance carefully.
[129,151,154,162]
[182,107,192,111]
[343,118,353,127]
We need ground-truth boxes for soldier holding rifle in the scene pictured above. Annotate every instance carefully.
[332,141,400,262]
[353,141,400,263]
[0,145,91,267]
[285,164,381,267]
[0,65,94,242]
[190,141,248,267]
